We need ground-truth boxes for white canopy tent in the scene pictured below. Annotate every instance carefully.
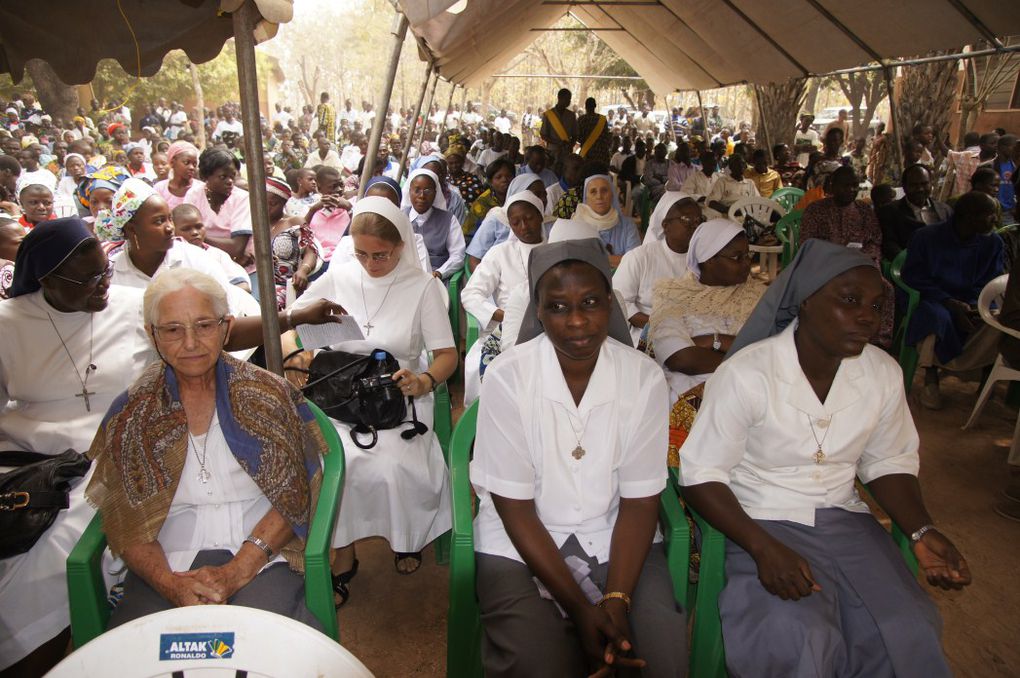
[399,0,1020,95]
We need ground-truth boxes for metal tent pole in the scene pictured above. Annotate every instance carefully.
[398,62,434,180]
[417,70,441,149]
[232,0,282,376]
[360,12,408,197]
[438,82,457,139]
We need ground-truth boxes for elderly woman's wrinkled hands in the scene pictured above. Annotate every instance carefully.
[913,530,972,590]
[290,298,347,327]
[175,559,259,604]
[163,570,226,606]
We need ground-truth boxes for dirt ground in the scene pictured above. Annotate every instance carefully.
[336,375,1020,678]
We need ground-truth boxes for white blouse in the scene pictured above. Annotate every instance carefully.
[612,238,688,344]
[158,411,284,572]
[679,323,920,527]
[460,239,538,332]
[471,335,668,564]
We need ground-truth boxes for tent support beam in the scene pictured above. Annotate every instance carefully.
[652,3,725,86]
[717,0,809,77]
[399,62,434,179]
[882,66,905,181]
[361,10,408,197]
[530,27,626,31]
[944,0,1007,49]
[417,70,441,149]
[803,0,883,62]
[438,82,457,138]
[822,46,1020,76]
[491,74,643,79]
[541,1,662,5]
[232,0,282,376]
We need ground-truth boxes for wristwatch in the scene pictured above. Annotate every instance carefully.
[712,332,722,352]
[910,524,937,543]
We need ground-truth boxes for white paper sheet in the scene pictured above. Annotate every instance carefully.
[295,317,364,350]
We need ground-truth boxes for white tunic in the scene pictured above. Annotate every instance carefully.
[293,260,455,551]
[471,336,668,564]
[679,323,920,527]
[612,239,688,345]
[0,287,154,669]
[460,239,539,405]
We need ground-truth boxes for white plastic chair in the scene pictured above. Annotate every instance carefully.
[728,197,787,280]
[962,275,1020,464]
[46,606,374,678]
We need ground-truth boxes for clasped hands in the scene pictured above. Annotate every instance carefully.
[572,598,646,677]
[163,557,260,607]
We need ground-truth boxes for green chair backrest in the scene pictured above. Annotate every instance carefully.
[771,187,805,213]
[67,399,347,648]
[775,210,803,267]
[888,248,921,391]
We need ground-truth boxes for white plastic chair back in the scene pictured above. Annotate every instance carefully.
[977,274,1020,340]
[727,196,786,225]
[46,606,374,678]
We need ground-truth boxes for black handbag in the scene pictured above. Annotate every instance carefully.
[0,449,91,559]
[291,348,428,450]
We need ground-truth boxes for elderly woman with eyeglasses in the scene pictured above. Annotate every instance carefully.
[647,219,766,466]
[613,193,702,346]
[86,268,328,630]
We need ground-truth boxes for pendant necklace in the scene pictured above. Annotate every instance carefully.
[187,413,215,494]
[47,312,97,412]
[359,268,398,337]
[566,409,592,460]
[806,413,834,465]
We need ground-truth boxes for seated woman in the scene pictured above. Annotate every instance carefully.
[680,239,971,678]
[102,178,259,317]
[800,165,893,346]
[401,167,466,280]
[445,143,485,206]
[55,152,88,203]
[0,216,25,298]
[471,237,687,678]
[463,157,515,238]
[184,149,255,286]
[153,140,202,211]
[415,154,466,225]
[461,190,546,404]
[614,193,701,345]
[648,219,765,464]
[291,196,457,602]
[466,172,548,269]
[572,171,641,267]
[266,176,318,309]
[86,268,327,629]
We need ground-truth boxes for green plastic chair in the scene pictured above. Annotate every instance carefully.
[66,400,347,648]
[679,476,918,678]
[465,313,481,355]
[771,187,805,213]
[889,249,921,393]
[774,209,803,267]
[447,268,464,348]
[432,379,453,565]
[446,401,691,678]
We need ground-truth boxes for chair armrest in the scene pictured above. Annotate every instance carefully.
[465,313,480,354]
[434,380,453,463]
[658,484,691,609]
[67,512,110,649]
[304,400,346,641]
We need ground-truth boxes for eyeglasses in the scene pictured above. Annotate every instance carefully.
[48,262,114,288]
[410,186,436,197]
[712,251,752,263]
[353,250,395,263]
[152,317,226,343]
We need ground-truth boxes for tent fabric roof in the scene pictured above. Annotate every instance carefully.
[0,0,292,85]
[400,0,1020,94]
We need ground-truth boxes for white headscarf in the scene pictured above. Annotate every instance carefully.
[548,218,600,243]
[400,168,448,212]
[574,174,620,232]
[507,173,546,207]
[504,191,546,243]
[686,218,745,279]
[644,190,694,244]
[352,196,422,274]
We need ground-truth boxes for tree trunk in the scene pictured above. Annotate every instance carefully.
[189,61,207,150]
[24,59,79,125]
[755,78,807,149]
[896,52,958,167]
[803,77,821,116]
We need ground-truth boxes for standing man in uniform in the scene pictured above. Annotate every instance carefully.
[540,88,578,164]
[576,97,613,166]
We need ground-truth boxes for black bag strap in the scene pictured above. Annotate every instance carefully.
[301,354,373,392]
[1,451,68,467]
[0,490,69,511]
[350,424,379,450]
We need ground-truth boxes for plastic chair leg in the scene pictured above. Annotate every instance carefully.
[689,513,728,678]
[900,346,919,394]
[434,530,451,565]
[963,356,1005,429]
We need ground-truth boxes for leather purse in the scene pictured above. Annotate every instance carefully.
[0,449,91,558]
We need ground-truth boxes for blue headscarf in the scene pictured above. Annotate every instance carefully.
[363,175,401,204]
[9,216,96,297]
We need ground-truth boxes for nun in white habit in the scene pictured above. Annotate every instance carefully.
[292,196,457,599]
[401,167,466,280]
[461,191,546,405]
[613,192,700,346]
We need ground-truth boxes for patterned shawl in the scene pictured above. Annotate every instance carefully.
[86,353,326,569]
[648,272,766,344]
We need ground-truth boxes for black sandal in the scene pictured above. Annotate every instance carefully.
[394,551,423,575]
[331,558,359,609]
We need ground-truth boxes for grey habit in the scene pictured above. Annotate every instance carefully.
[718,238,950,678]
[476,238,687,677]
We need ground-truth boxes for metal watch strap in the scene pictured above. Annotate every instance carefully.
[244,535,274,560]
[910,523,937,543]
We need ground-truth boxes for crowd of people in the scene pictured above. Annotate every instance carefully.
[5,80,1018,677]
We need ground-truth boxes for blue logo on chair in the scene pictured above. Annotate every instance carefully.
[159,632,235,660]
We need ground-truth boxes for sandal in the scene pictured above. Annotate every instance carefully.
[394,551,423,575]
[331,558,359,609]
